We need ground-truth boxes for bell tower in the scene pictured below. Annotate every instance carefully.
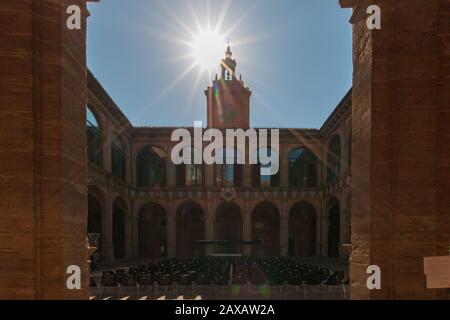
[205,42,252,129]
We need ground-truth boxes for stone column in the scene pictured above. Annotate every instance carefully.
[280,203,289,257]
[167,203,176,257]
[132,200,140,259]
[125,142,132,185]
[101,203,114,265]
[205,204,215,240]
[320,200,328,259]
[103,119,112,173]
[243,164,252,187]
[243,202,252,256]
[205,164,215,187]
[124,209,133,260]
[280,146,289,187]
[167,156,176,187]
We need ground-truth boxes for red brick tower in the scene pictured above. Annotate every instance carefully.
[205,43,252,129]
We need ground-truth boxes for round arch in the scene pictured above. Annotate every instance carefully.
[251,202,280,257]
[288,201,317,257]
[288,147,318,187]
[327,197,341,258]
[112,197,127,259]
[327,135,342,183]
[86,105,103,167]
[176,202,205,257]
[214,202,243,254]
[136,145,167,188]
[138,202,167,258]
[87,186,104,234]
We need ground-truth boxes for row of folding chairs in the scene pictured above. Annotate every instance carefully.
[90,281,349,300]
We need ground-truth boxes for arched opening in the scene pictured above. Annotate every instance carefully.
[136,146,167,187]
[251,148,280,187]
[288,147,317,187]
[176,147,204,187]
[214,148,244,187]
[111,136,126,180]
[176,202,205,257]
[288,202,316,257]
[327,135,341,183]
[251,202,280,257]
[87,187,103,263]
[86,105,103,166]
[328,198,341,258]
[112,198,126,259]
[215,202,243,253]
[138,202,167,258]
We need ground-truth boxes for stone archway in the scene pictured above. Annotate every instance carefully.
[251,202,280,257]
[87,186,104,259]
[215,202,243,253]
[176,202,205,257]
[112,198,126,259]
[288,202,317,257]
[328,198,340,258]
[138,202,167,258]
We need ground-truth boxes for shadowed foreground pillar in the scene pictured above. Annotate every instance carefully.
[0,0,89,299]
[341,0,450,299]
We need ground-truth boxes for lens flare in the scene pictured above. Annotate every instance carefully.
[191,29,225,71]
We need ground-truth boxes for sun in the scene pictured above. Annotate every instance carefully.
[190,29,226,71]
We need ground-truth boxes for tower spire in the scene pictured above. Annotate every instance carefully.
[226,39,232,57]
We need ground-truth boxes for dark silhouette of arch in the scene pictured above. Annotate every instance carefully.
[87,187,103,251]
[138,202,167,258]
[288,202,316,257]
[112,198,126,259]
[251,202,280,256]
[136,146,167,187]
[215,202,243,253]
[251,148,280,187]
[328,198,341,258]
[215,149,243,187]
[176,202,205,257]
[87,191,102,235]
[86,105,103,166]
[288,147,317,187]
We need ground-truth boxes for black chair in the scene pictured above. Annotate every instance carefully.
[156,273,174,298]
[90,276,97,287]
[100,273,118,299]
[177,273,193,298]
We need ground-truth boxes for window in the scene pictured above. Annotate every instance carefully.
[111,136,126,180]
[288,147,317,187]
[327,135,341,183]
[225,70,232,81]
[176,147,204,187]
[136,146,167,187]
[86,106,102,166]
[215,148,243,187]
[251,148,280,187]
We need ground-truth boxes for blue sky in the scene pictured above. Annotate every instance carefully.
[87,0,352,129]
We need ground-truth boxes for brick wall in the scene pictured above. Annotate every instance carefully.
[0,0,88,299]
[343,0,450,299]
